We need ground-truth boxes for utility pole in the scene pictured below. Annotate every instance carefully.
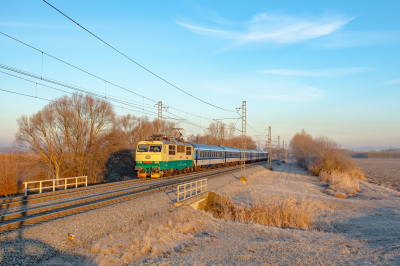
[267,126,272,167]
[236,101,246,178]
[157,101,162,134]
[278,135,280,159]
[221,128,224,146]
[242,101,246,178]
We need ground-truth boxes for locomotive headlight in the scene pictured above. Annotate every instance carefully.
[138,161,142,163]
[154,161,159,164]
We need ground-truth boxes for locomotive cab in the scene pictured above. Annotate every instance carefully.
[135,141,164,178]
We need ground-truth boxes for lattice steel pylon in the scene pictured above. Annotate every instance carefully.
[157,101,162,133]
[278,135,280,159]
[220,128,224,146]
[241,101,246,178]
[267,126,271,167]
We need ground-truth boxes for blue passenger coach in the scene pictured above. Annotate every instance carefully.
[191,143,268,169]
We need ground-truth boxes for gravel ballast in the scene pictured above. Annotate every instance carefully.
[0,165,263,265]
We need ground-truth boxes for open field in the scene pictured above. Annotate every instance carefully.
[1,162,400,265]
[354,159,400,191]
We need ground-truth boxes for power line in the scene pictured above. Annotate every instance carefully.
[0,87,161,120]
[0,70,159,117]
[0,31,232,122]
[0,66,218,131]
[41,0,235,113]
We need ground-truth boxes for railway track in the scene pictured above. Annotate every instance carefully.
[0,162,264,232]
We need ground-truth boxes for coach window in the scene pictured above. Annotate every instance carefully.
[169,145,176,155]
[186,146,192,156]
[177,145,185,153]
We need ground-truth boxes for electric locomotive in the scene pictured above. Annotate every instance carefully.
[135,136,194,178]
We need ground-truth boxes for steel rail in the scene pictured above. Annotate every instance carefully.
[0,163,264,231]
[1,163,244,210]
[0,177,153,205]
[1,163,250,220]
[0,161,249,206]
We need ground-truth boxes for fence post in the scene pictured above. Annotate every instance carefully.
[39,181,42,193]
[65,179,67,190]
[53,180,55,191]
[76,177,78,188]
[85,176,87,187]
[24,183,28,196]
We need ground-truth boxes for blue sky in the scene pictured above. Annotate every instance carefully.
[1,0,399,149]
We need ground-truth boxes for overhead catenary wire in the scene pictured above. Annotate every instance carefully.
[0,69,215,132]
[1,86,261,143]
[1,31,261,136]
[0,88,204,136]
[41,0,235,113]
[0,70,159,117]
[0,31,231,123]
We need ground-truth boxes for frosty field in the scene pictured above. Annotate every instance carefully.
[354,159,400,191]
[1,162,400,265]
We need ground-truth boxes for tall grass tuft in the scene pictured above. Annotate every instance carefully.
[200,192,319,230]
[319,171,360,197]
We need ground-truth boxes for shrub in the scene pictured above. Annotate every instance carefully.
[200,192,319,230]
[290,130,365,196]
[319,171,360,196]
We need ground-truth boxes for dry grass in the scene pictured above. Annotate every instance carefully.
[247,169,270,179]
[319,171,360,197]
[88,207,205,265]
[200,192,319,230]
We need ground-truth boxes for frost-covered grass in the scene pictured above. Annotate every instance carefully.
[319,171,361,198]
[88,207,206,266]
[200,192,319,230]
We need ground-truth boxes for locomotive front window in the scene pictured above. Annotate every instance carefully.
[137,144,149,152]
[150,145,162,153]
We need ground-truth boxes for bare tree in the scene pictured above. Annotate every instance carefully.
[16,93,118,183]
[0,153,19,197]
[117,115,178,148]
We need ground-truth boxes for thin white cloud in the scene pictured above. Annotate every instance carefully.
[386,79,400,85]
[176,11,354,45]
[261,67,373,77]
[256,84,325,101]
[319,30,400,48]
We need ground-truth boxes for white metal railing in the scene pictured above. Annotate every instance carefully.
[177,179,207,202]
[23,176,87,196]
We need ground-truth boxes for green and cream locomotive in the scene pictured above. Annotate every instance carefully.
[135,137,194,178]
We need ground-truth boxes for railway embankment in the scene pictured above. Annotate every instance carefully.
[3,162,400,265]
[0,164,264,265]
